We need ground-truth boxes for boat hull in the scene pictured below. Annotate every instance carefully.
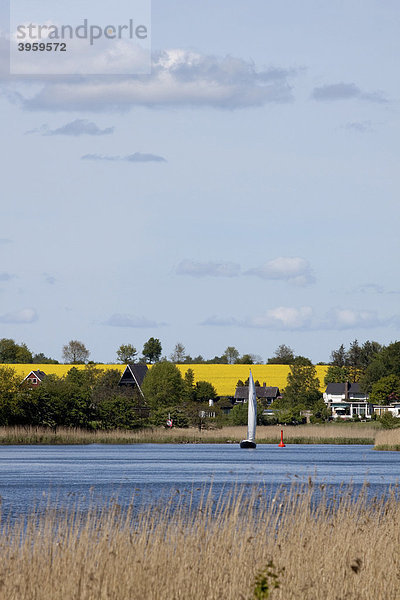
[240,439,257,449]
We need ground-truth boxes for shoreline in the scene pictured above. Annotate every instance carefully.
[0,424,378,446]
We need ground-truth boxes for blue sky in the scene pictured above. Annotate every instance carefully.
[0,0,399,363]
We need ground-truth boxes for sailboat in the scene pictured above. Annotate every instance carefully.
[240,370,257,449]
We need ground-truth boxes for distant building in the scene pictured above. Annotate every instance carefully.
[234,383,280,405]
[23,370,46,386]
[118,364,148,397]
[323,382,372,419]
[373,403,400,418]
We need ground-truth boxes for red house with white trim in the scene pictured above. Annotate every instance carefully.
[23,370,46,386]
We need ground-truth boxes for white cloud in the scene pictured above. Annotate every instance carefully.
[312,83,387,103]
[251,306,314,329]
[0,308,38,324]
[344,121,373,133]
[200,315,241,327]
[11,49,296,112]
[201,305,399,332]
[81,152,166,163]
[26,119,114,136]
[323,308,386,330]
[245,257,315,286]
[176,260,241,278]
[201,306,313,330]
[104,314,167,328]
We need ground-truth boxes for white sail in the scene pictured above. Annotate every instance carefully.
[247,370,257,442]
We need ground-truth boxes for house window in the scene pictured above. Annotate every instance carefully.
[30,378,37,384]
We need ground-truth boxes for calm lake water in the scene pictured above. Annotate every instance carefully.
[0,444,400,519]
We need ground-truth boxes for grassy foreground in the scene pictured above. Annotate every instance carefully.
[0,484,399,599]
[0,424,378,445]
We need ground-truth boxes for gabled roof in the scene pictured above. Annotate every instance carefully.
[325,382,362,395]
[234,385,280,400]
[24,370,46,382]
[119,364,148,395]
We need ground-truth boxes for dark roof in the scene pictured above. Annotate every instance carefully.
[25,370,46,381]
[325,382,362,395]
[119,364,148,388]
[234,385,280,400]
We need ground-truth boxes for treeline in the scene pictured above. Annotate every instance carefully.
[324,340,400,405]
[0,363,235,430]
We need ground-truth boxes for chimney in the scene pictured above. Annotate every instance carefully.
[344,381,349,400]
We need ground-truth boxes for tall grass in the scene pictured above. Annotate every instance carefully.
[0,424,378,445]
[0,483,398,599]
[374,428,400,450]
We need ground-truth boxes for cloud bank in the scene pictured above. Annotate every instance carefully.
[176,257,315,286]
[201,306,396,331]
[13,50,297,112]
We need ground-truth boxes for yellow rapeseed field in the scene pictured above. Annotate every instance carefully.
[4,363,329,396]
[175,364,329,395]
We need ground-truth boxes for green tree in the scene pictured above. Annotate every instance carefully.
[330,344,347,367]
[0,339,33,363]
[62,340,90,364]
[346,339,363,381]
[183,368,196,401]
[32,352,59,364]
[229,403,248,425]
[361,342,400,393]
[283,362,321,409]
[194,381,217,402]
[141,361,184,409]
[267,344,295,365]
[223,346,240,364]
[370,375,400,405]
[142,337,162,363]
[360,340,382,370]
[324,365,351,385]
[235,353,255,364]
[116,344,137,364]
[0,366,21,424]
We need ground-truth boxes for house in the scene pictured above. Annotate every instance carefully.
[234,383,280,405]
[323,382,372,419]
[23,370,46,386]
[373,403,400,418]
[118,364,148,397]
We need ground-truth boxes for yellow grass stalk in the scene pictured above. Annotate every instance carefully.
[0,483,398,599]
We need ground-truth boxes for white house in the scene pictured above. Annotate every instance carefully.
[323,382,372,419]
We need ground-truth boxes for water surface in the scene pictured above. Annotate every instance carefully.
[0,444,399,519]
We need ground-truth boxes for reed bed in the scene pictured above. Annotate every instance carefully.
[0,483,398,599]
[0,424,378,445]
[374,428,400,450]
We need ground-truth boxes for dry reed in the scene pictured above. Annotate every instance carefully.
[374,428,400,450]
[0,424,378,446]
[0,483,398,599]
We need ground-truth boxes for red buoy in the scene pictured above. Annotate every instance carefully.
[278,429,286,447]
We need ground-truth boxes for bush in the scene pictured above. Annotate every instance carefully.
[379,412,400,429]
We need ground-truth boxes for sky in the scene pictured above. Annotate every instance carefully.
[0,0,399,364]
